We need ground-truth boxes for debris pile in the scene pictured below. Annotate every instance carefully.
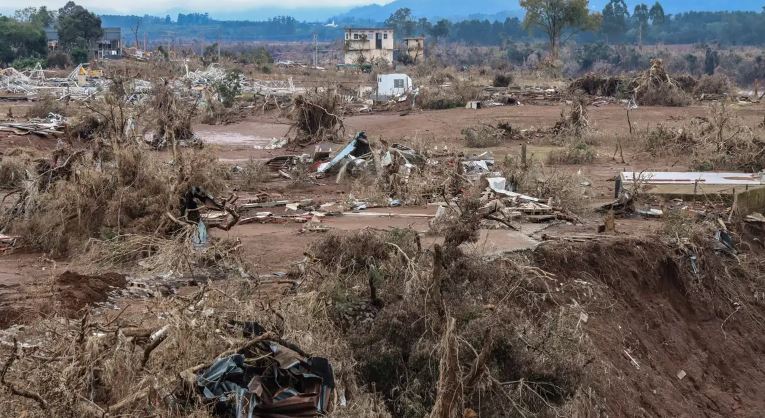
[0,113,66,137]
[287,91,345,146]
[569,60,694,106]
[553,98,590,135]
[0,64,106,101]
[569,73,624,96]
[195,330,334,417]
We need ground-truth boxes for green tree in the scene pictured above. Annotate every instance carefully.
[520,0,600,60]
[0,16,47,65]
[704,47,719,75]
[684,53,700,75]
[430,19,451,42]
[214,70,242,108]
[385,8,416,38]
[649,2,666,27]
[57,1,102,52]
[14,6,55,28]
[601,0,629,43]
[69,46,88,64]
[633,3,649,48]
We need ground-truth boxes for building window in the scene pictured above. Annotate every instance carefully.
[353,33,359,40]
[394,79,404,88]
[384,33,388,39]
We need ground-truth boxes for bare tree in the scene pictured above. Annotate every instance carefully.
[131,17,142,49]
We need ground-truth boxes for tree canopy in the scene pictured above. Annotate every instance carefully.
[57,1,103,50]
[520,0,601,59]
[385,8,417,37]
[601,0,629,42]
[0,16,47,65]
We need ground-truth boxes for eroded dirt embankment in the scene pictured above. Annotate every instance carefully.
[0,270,125,328]
[535,238,765,417]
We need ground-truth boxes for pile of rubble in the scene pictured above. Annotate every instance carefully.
[0,64,107,101]
[0,113,66,138]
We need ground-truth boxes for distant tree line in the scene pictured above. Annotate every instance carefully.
[4,1,765,69]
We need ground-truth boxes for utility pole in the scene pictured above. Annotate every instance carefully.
[313,33,318,68]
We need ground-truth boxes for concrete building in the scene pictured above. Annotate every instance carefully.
[344,28,394,65]
[44,27,122,59]
[44,28,59,51]
[403,37,425,63]
[95,28,123,59]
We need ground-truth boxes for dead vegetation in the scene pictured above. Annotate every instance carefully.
[553,98,590,136]
[306,221,591,418]
[633,59,692,106]
[0,148,37,189]
[569,59,696,106]
[633,102,765,171]
[144,79,199,149]
[417,76,481,110]
[461,123,514,147]
[569,73,625,97]
[694,73,734,97]
[547,142,596,165]
[287,89,345,146]
[0,145,227,257]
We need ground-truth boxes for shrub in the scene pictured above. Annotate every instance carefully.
[462,125,505,147]
[69,47,88,65]
[636,83,692,106]
[694,73,733,96]
[547,142,596,165]
[25,95,66,118]
[492,73,513,87]
[46,52,71,69]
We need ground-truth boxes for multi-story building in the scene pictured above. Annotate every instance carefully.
[343,28,394,65]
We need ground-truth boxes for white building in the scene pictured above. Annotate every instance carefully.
[344,28,394,65]
[377,73,413,97]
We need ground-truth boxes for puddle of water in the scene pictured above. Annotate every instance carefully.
[196,131,275,147]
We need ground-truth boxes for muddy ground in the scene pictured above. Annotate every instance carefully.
[1,100,761,323]
[1,98,764,416]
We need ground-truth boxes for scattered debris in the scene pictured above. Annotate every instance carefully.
[0,113,66,137]
[195,331,334,417]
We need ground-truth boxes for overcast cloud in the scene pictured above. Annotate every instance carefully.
[1,0,389,15]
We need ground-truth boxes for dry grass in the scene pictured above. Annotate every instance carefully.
[501,154,590,214]
[24,95,68,118]
[0,273,384,417]
[632,102,765,172]
[239,158,270,191]
[1,145,228,257]
[0,148,37,189]
[547,142,596,165]
[461,124,512,148]
[694,74,734,97]
[553,98,590,137]
[303,225,593,417]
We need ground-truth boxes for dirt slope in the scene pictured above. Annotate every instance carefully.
[535,238,765,417]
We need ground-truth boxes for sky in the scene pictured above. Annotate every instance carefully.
[0,0,393,17]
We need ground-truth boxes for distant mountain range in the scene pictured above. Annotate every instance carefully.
[3,0,761,24]
[335,0,523,21]
[337,0,764,22]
